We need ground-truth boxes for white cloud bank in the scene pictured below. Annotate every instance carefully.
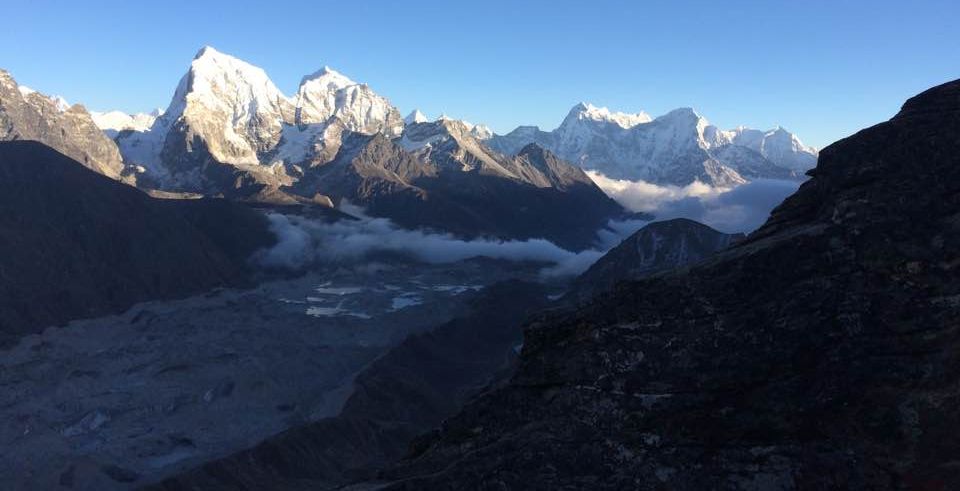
[586,171,802,234]
[255,212,616,278]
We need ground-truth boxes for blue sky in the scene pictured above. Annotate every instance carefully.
[2,0,957,148]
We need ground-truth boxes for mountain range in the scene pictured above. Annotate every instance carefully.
[1,46,820,248]
[488,102,818,186]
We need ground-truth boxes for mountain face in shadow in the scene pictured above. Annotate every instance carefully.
[369,80,960,489]
[302,127,625,251]
[0,141,274,346]
[571,218,743,301]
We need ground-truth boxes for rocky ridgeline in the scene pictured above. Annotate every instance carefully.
[0,70,129,181]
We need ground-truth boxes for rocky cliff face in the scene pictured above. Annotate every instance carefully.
[374,80,960,490]
[0,141,274,347]
[0,70,128,181]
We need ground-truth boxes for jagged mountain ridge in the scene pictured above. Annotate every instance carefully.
[0,70,129,181]
[488,102,818,186]
[370,79,960,489]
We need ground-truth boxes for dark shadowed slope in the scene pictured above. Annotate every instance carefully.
[373,80,960,490]
[0,141,274,346]
[571,218,743,301]
[146,281,551,490]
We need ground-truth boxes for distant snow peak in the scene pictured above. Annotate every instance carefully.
[567,102,652,129]
[299,66,356,92]
[404,109,429,124]
[488,102,818,187]
[295,63,402,136]
[90,110,159,134]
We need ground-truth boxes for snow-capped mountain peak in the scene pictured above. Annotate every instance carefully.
[90,110,160,136]
[294,64,402,136]
[404,109,429,124]
[563,102,652,129]
[299,66,356,93]
[656,107,701,123]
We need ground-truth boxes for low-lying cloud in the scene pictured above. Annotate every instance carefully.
[255,174,800,278]
[586,171,802,234]
[255,212,623,278]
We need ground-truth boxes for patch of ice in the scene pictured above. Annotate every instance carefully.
[390,294,423,311]
[430,285,483,295]
[314,284,364,295]
[306,305,372,319]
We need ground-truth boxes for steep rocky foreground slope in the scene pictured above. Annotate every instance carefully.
[373,80,960,489]
[0,141,273,346]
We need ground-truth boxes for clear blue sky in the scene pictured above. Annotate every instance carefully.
[2,0,957,148]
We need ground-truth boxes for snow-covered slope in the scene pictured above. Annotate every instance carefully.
[489,103,818,187]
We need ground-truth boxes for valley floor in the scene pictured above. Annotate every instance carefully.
[0,259,540,490]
